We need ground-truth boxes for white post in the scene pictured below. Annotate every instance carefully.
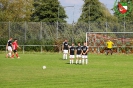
[8,21,11,38]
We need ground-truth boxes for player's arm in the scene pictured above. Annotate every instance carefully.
[80,51,82,55]
[84,49,88,54]
[12,44,14,50]
[74,47,76,55]
[112,42,114,45]
[86,48,89,53]
[17,45,21,49]
[68,48,70,55]
[81,49,84,55]
[62,44,64,51]
[85,47,89,54]
[75,47,77,55]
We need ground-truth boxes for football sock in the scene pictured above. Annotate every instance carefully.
[76,60,78,64]
[65,54,67,59]
[86,59,88,64]
[16,53,18,57]
[70,60,71,64]
[8,53,11,57]
[79,60,81,64]
[63,54,65,59]
[82,59,84,64]
[72,60,73,64]
[12,54,14,58]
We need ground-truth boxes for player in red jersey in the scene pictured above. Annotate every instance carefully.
[12,39,20,58]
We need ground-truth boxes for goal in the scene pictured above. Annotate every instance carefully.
[86,32,133,53]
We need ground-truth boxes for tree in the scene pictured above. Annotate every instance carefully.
[0,0,34,22]
[31,0,67,23]
[78,0,116,22]
[77,0,117,32]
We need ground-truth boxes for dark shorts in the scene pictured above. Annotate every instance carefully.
[106,48,112,51]
[13,50,17,53]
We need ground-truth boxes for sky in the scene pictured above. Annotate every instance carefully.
[59,0,116,24]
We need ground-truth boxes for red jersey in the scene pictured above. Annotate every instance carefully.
[12,42,18,50]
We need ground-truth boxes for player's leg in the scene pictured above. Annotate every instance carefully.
[11,50,15,58]
[65,50,68,59]
[15,51,20,58]
[71,58,73,64]
[70,55,74,64]
[65,53,68,59]
[82,55,85,65]
[63,50,65,59]
[79,58,82,64]
[63,50,67,59]
[69,55,72,64]
[106,48,109,55]
[110,49,113,55]
[85,55,88,64]
[7,46,12,58]
[71,55,74,64]
[77,55,82,64]
[76,55,79,64]
[79,55,82,64]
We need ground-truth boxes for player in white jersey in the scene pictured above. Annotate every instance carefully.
[82,42,89,64]
[6,38,13,58]
[62,39,69,59]
[75,42,82,64]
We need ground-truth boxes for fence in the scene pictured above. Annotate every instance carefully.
[0,21,133,53]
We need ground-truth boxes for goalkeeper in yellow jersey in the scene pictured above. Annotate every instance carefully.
[106,40,114,55]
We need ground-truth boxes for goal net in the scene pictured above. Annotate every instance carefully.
[86,32,133,53]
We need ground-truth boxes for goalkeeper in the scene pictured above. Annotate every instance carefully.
[106,39,114,55]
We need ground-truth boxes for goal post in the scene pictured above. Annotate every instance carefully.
[86,32,133,53]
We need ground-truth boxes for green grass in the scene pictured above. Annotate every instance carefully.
[0,53,133,88]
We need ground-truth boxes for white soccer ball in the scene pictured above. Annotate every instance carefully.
[43,66,46,69]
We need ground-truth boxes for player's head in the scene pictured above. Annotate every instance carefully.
[10,37,12,40]
[14,39,17,42]
[64,39,68,42]
[84,42,87,46]
[78,42,80,46]
[71,43,74,46]
[108,39,111,42]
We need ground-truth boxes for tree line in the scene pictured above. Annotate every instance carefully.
[0,0,133,23]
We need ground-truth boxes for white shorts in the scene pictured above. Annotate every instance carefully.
[69,55,75,58]
[8,46,12,51]
[63,50,68,54]
[82,55,88,59]
[76,55,81,58]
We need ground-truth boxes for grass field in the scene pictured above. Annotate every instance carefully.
[0,52,133,88]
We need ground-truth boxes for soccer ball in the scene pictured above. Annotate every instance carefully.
[43,66,46,69]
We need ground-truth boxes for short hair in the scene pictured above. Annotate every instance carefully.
[14,39,17,41]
